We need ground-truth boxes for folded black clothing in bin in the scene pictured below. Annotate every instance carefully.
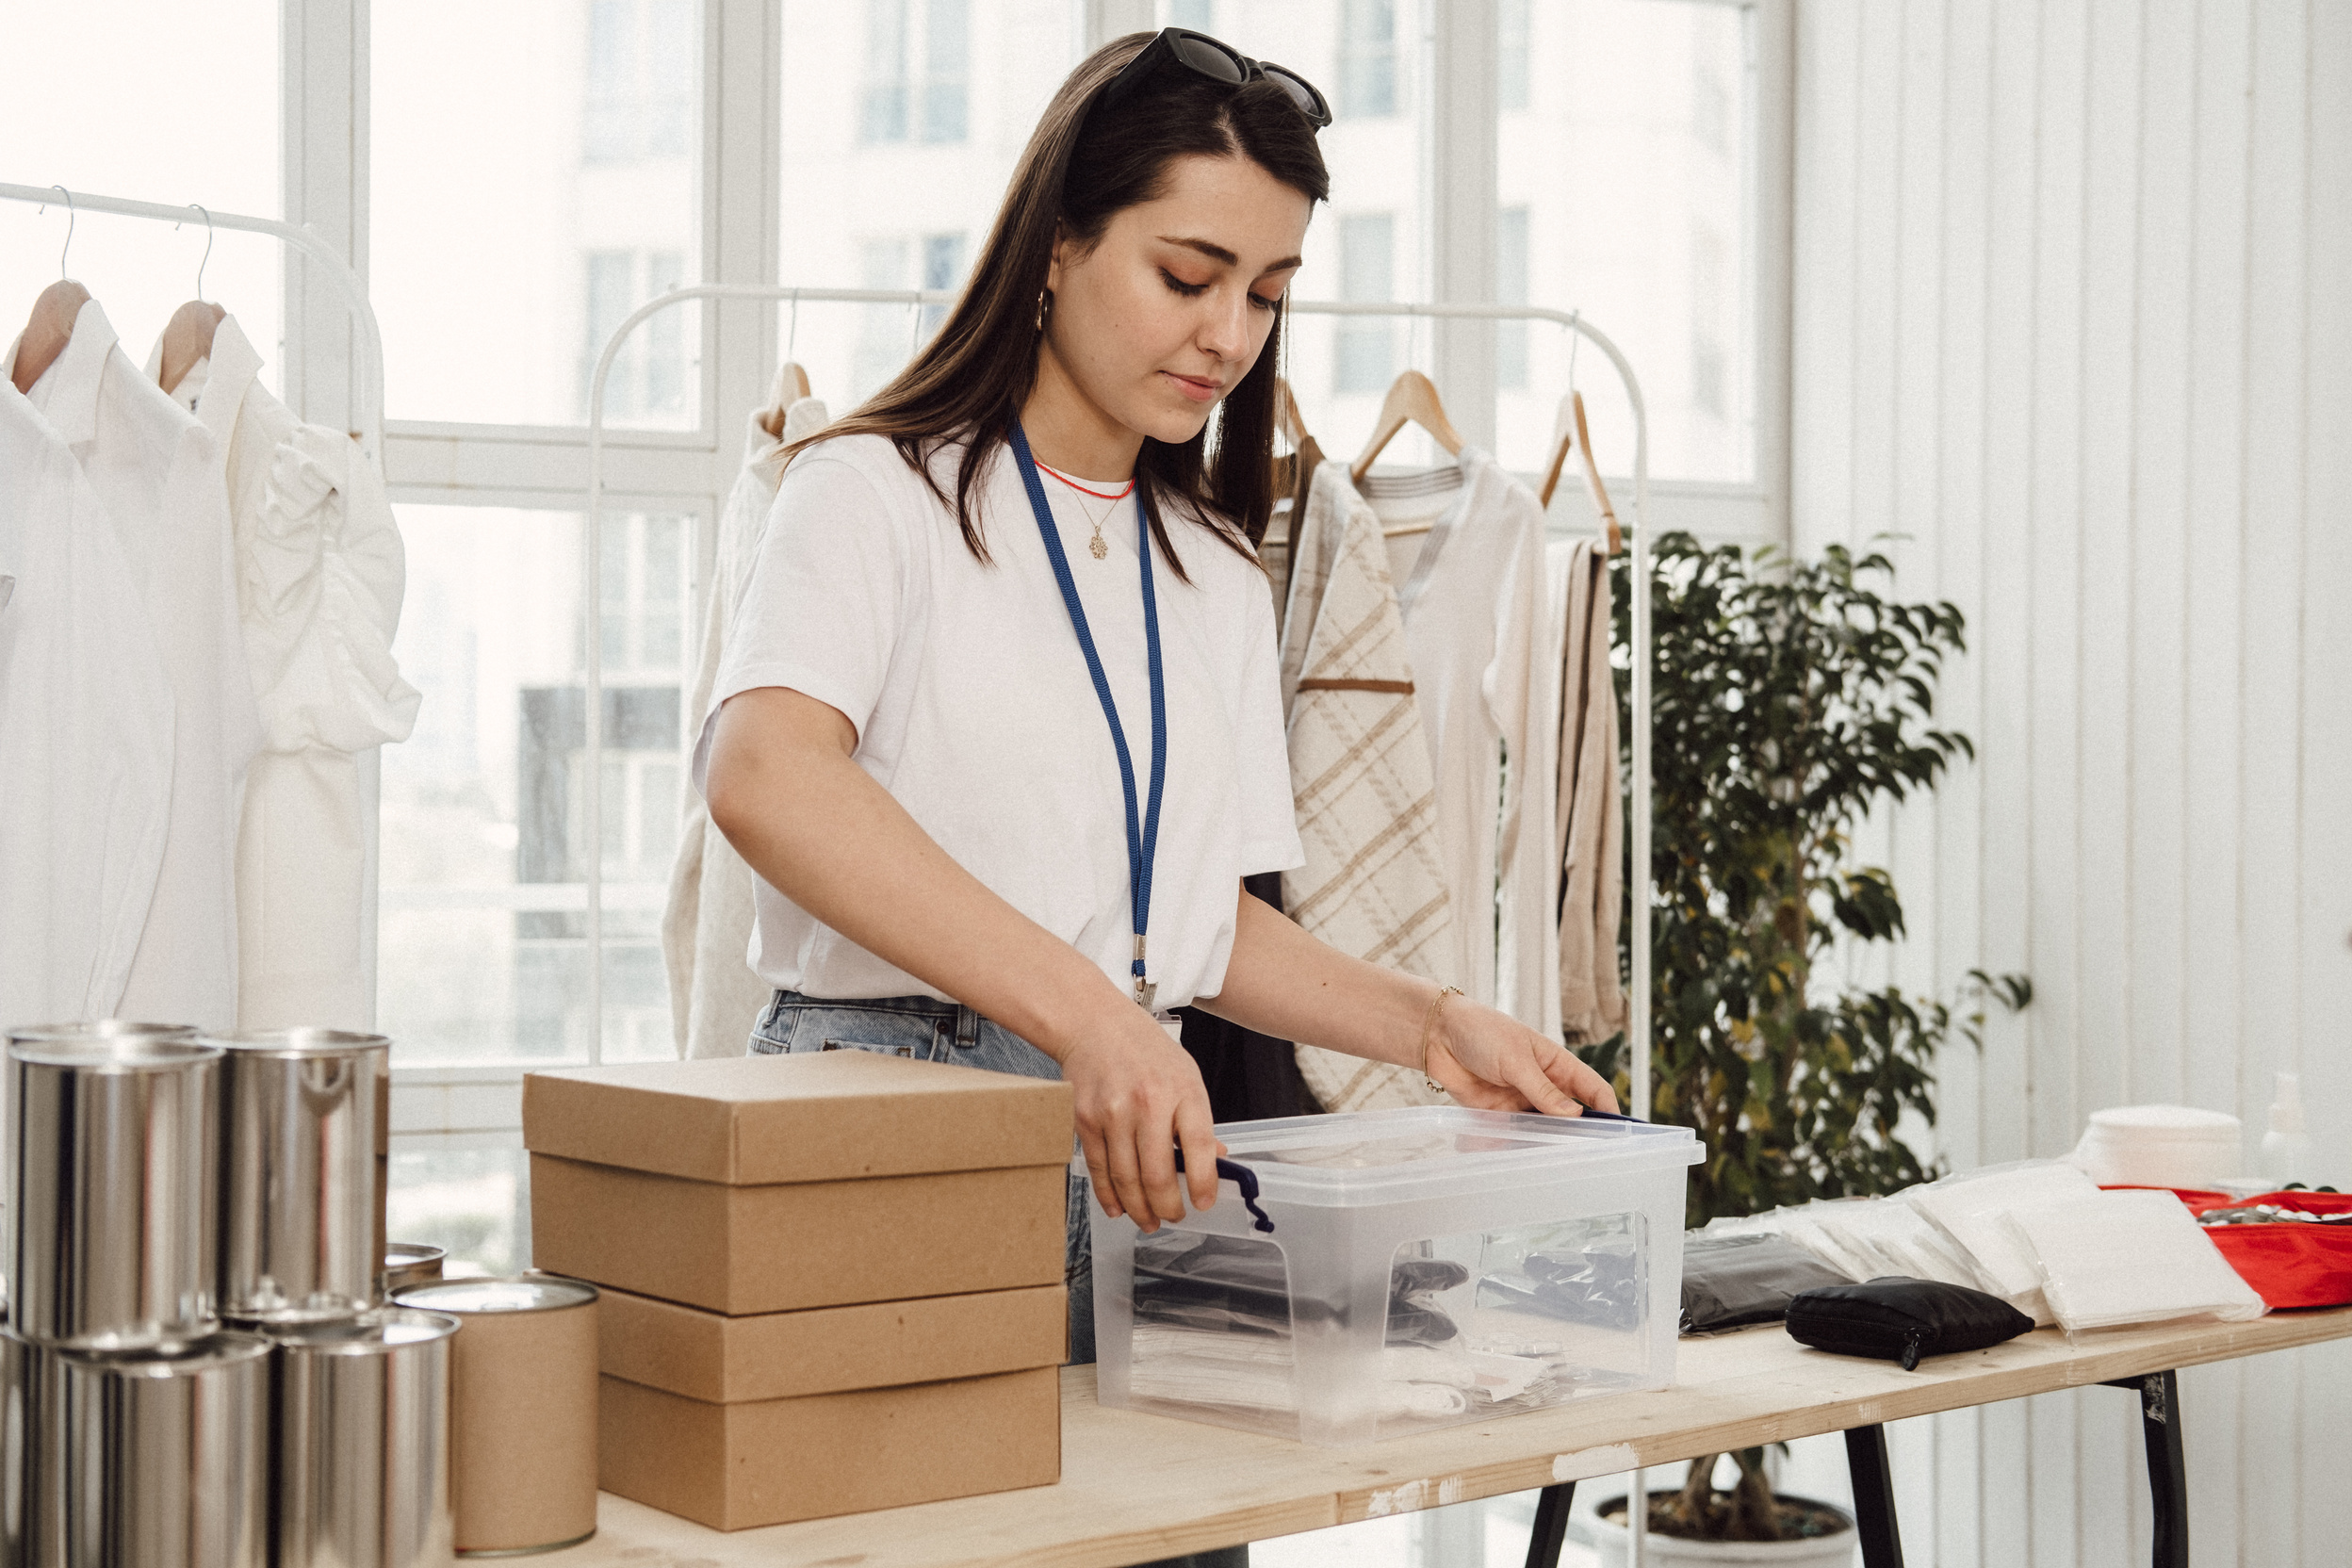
[1133,1233,1467,1345]
[1680,1233,1856,1334]
[1785,1276,2034,1370]
[1477,1248,1644,1331]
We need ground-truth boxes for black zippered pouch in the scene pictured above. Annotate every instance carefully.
[1785,1277,2034,1370]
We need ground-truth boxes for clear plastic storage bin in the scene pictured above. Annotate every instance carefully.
[1090,1106,1702,1447]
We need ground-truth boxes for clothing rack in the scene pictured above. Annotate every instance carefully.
[0,182,386,458]
[1,178,391,1021]
[584,287,1655,1137]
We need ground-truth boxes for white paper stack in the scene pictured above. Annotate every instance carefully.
[2006,1189,2265,1332]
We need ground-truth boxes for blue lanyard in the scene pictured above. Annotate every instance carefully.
[1008,419,1168,1011]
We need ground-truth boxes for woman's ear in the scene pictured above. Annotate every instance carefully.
[1046,221,1072,294]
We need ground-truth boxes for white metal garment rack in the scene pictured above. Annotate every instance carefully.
[0,178,392,1021]
[584,286,1656,1122]
[0,182,387,458]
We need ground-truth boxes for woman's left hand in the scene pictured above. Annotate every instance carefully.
[1426,995,1621,1117]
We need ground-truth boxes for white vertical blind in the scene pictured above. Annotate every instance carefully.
[1790,1,2352,1562]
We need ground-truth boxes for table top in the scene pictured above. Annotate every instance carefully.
[564,1305,2352,1568]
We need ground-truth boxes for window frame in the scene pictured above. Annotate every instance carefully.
[286,0,1792,1129]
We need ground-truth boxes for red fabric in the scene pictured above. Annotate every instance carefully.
[2198,1192,2352,1312]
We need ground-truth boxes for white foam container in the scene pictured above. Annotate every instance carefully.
[1090,1107,1701,1447]
[2071,1104,2242,1188]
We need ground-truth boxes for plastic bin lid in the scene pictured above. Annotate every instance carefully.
[1210,1106,1700,1206]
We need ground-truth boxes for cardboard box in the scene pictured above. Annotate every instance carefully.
[531,1154,1064,1314]
[523,1053,1074,1315]
[522,1052,1073,1184]
[598,1366,1062,1530]
[598,1282,1068,1403]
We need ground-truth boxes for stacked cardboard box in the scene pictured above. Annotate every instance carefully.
[522,1051,1072,1529]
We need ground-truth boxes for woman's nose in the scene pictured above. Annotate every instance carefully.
[1198,292,1250,361]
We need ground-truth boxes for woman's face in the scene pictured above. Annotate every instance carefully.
[1044,153,1314,449]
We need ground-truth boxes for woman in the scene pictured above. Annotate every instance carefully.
[703,31,1615,1560]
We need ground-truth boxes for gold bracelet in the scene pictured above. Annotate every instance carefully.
[1418,985,1463,1095]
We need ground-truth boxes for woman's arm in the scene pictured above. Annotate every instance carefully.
[1198,885,1621,1116]
[704,685,1219,1233]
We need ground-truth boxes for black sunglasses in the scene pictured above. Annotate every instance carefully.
[1094,28,1332,130]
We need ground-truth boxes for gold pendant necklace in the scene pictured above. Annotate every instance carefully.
[1035,461,1134,562]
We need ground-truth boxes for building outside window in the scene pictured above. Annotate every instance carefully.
[581,250,687,420]
[860,0,972,145]
[1338,0,1397,119]
[1496,205,1530,390]
[585,0,695,163]
[1497,0,1530,113]
[1334,212,1396,394]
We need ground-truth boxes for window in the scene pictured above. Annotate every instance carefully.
[1163,0,1215,31]
[1493,0,1755,482]
[1497,0,1530,114]
[586,0,695,164]
[1339,0,1399,119]
[1335,213,1396,394]
[373,0,703,429]
[849,233,965,399]
[1495,206,1530,390]
[860,0,972,145]
[381,504,695,1067]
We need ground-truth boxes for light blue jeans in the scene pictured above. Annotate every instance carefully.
[751,991,1248,1568]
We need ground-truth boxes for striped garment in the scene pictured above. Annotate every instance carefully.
[1276,463,1453,1112]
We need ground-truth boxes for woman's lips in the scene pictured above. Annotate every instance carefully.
[1162,370,1222,403]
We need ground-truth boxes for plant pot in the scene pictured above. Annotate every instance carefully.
[1590,1492,1856,1567]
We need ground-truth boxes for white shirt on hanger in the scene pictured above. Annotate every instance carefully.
[665,394,828,1057]
[694,433,1302,1014]
[0,383,174,1027]
[1361,449,1560,1034]
[3,301,258,1029]
[153,315,419,1030]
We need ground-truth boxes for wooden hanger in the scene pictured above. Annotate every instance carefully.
[1349,369,1463,487]
[757,358,813,440]
[12,280,91,396]
[157,301,226,396]
[1538,389,1622,555]
[1275,376,1310,451]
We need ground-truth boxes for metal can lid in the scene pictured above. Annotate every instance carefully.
[385,1243,446,1266]
[7,1020,200,1044]
[8,1033,221,1070]
[52,1328,275,1376]
[274,1307,461,1354]
[393,1274,598,1315]
[202,1027,392,1057]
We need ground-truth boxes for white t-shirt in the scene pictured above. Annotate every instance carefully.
[694,433,1303,1012]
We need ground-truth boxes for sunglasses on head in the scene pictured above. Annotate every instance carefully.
[1094,27,1333,130]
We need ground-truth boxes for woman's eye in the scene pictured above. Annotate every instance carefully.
[1158,269,1210,298]
[1249,293,1281,313]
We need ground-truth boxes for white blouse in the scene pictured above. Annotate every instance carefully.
[696,433,1302,1014]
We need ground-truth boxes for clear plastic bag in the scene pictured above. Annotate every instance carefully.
[2008,1189,2265,1332]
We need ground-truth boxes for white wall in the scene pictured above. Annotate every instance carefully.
[1789,1,2352,1562]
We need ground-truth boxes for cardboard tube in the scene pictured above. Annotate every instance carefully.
[394,1276,598,1555]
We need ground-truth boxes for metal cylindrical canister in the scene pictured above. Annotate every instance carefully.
[8,1028,220,1349]
[383,1245,446,1298]
[206,1029,391,1324]
[392,1277,598,1556]
[3,1325,272,1568]
[271,1308,458,1568]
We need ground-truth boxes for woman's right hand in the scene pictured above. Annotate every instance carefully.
[1056,1000,1224,1233]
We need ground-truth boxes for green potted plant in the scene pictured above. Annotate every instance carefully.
[1577,532,2029,1563]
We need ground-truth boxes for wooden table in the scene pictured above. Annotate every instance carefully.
[561,1306,2352,1568]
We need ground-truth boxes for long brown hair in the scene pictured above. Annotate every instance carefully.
[792,33,1330,582]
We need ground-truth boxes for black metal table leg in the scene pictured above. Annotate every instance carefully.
[2102,1370,2187,1568]
[1843,1424,1906,1568]
[1523,1480,1574,1568]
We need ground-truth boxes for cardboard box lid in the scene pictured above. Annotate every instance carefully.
[597,1282,1067,1403]
[522,1053,1072,1184]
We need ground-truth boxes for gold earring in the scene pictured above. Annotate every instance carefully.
[1036,289,1049,333]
